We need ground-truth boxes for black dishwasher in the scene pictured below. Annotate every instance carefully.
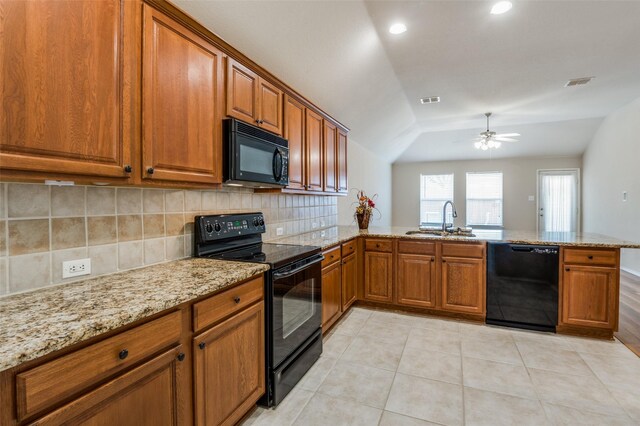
[486,243,559,332]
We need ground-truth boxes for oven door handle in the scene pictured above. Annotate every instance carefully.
[272,254,324,279]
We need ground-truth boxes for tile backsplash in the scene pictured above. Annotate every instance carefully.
[0,183,337,296]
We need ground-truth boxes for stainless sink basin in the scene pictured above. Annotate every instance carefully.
[406,229,476,237]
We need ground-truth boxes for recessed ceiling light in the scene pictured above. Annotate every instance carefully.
[490,1,513,15]
[389,23,407,34]
[420,96,441,104]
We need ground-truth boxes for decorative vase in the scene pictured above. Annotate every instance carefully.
[356,211,371,230]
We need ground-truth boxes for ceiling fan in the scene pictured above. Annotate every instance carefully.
[471,112,520,150]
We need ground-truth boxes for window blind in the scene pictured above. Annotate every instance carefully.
[466,172,503,227]
[420,174,454,225]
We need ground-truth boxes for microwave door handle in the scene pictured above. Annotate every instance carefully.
[272,255,324,279]
[272,148,283,182]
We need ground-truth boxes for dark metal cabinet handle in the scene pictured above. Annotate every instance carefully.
[588,255,593,260]
[147,167,154,175]
[431,257,435,262]
[123,165,132,173]
[199,342,206,350]
[234,296,241,304]
[118,349,129,360]
[256,119,261,124]
[442,259,446,263]
[177,353,185,362]
[565,267,570,271]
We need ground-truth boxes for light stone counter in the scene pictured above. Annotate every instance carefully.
[272,226,640,250]
[0,258,269,372]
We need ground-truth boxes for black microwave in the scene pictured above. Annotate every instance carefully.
[223,118,289,188]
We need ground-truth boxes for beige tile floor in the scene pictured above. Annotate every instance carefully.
[242,307,640,426]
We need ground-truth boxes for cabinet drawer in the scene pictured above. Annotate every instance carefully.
[365,238,393,253]
[322,246,342,268]
[441,242,485,258]
[16,310,182,420]
[398,240,436,255]
[193,276,264,332]
[563,248,617,266]
[341,239,356,257]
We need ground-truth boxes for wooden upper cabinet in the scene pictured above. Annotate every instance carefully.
[364,251,393,303]
[561,265,618,330]
[306,109,324,192]
[193,301,265,426]
[226,58,283,135]
[323,120,337,192]
[0,0,132,179]
[441,256,485,314]
[397,253,437,308]
[142,5,223,184]
[284,95,306,190]
[337,129,348,193]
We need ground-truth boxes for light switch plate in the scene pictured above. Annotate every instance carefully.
[528,195,535,201]
[276,227,284,236]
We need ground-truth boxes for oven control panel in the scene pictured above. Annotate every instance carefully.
[196,212,265,242]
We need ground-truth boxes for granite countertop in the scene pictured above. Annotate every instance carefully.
[0,258,269,372]
[273,226,640,250]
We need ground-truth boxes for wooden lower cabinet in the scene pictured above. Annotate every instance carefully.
[364,251,393,303]
[321,261,342,331]
[193,301,265,426]
[441,256,486,315]
[396,253,437,308]
[32,347,186,426]
[341,252,357,310]
[561,265,618,330]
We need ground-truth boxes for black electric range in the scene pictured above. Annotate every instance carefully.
[194,213,323,407]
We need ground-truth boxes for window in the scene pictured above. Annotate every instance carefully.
[420,174,454,226]
[466,172,503,227]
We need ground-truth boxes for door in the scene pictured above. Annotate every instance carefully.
[34,347,186,425]
[341,252,357,310]
[538,169,580,232]
[321,262,342,331]
[337,129,349,193]
[284,95,306,190]
[323,120,337,192]
[397,254,437,308]
[257,79,283,135]
[226,58,258,124]
[271,256,323,367]
[305,109,324,192]
[1,0,132,178]
[561,265,617,329]
[364,252,393,303]
[194,302,265,426]
[441,257,485,314]
[142,6,223,184]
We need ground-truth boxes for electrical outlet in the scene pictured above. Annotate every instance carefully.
[276,227,284,236]
[321,230,326,237]
[62,258,91,279]
[312,222,318,229]
[320,219,326,227]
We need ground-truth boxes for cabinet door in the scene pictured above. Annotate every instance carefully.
[305,109,324,192]
[364,252,393,303]
[341,252,357,310]
[33,347,187,425]
[561,265,618,329]
[194,302,265,426]
[323,120,337,192]
[337,129,348,193]
[226,58,258,124]
[441,257,485,314]
[284,95,305,190]
[322,262,342,331]
[257,78,283,135]
[142,6,223,184]
[397,254,437,308]
[1,0,131,179]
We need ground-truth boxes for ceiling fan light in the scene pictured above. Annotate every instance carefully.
[487,140,495,148]
[474,142,482,149]
[494,141,502,148]
[481,145,489,151]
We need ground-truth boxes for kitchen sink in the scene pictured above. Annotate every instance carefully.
[406,229,476,237]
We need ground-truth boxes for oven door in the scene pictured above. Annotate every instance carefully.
[271,254,322,368]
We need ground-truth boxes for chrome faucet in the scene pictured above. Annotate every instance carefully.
[442,201,458,232]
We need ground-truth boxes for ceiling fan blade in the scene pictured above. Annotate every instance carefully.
[494,137,519,142]
[494,133,520,137]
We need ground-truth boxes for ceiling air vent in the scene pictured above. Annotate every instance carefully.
[565,77,594,87]
[420,96,441,104]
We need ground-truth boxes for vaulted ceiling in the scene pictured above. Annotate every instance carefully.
[174,0,640,163]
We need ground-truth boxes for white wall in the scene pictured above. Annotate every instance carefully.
[337,138,392,227]
[583,97,640,275]
[392,156,582,230]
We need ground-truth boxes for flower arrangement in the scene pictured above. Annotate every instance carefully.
[353,189,379,230]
